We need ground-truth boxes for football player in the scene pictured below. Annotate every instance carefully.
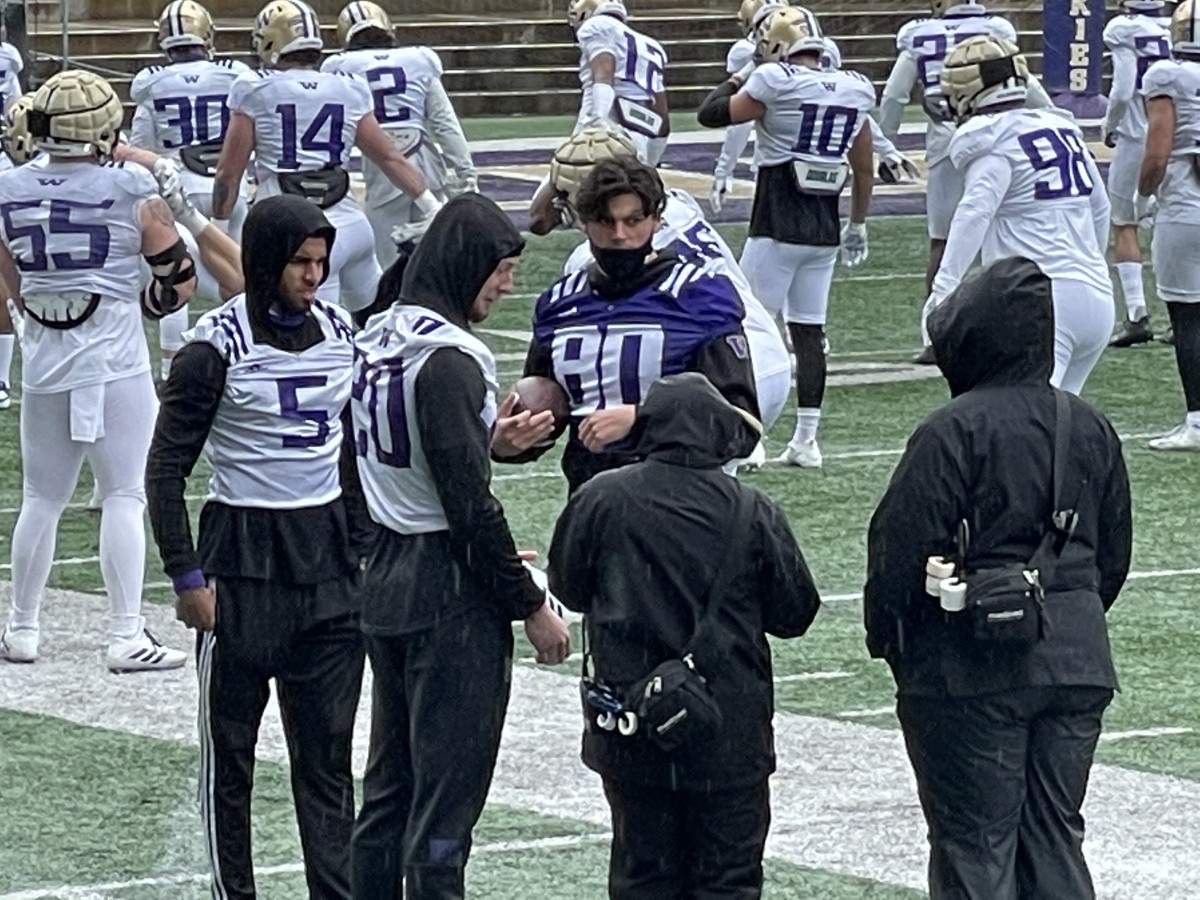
[322,1,476,268]
[0,71,194,671]
[0,94,31,411]
[540,128,790,463]
[1140,0,1200,449]
[503,156,760,492]
[931,36,1113,395]
[129,0,250,379]
[698,6,875,469]
[1104,0,1172,346]
[213,0,440,312]
[0,38,23,114]
[568,0,670,165]
[878,1,1049,362]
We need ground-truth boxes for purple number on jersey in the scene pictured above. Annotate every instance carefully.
[1134,35,1171,90]
[276,375,332,448]
[0,198,114,271]
[352,354,412,468]
[153,94,230,148]
[623,34,666,95]
[276,101,347,169]
[366,66,412,124]
[1018,127,1095,200]
[793,103,860,158]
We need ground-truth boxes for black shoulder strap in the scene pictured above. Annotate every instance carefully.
[684,488,757,663]
[1030,389,1080,578]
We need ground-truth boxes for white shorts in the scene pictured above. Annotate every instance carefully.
[1152,221,1200,303]
[926,157,965,241]
[321,198,384,313]
[1107,135,1146,227]
[1050,278,1114,396]
[739,238,838,326]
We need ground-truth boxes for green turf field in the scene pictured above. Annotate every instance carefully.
[1,215,1198,898]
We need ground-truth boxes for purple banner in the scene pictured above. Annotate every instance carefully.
[1042,0,1108,114]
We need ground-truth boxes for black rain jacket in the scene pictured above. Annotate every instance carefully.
[354,193,546,634]
[863,258,1133,698]
[549,373,820,789]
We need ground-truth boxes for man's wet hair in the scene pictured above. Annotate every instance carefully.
[575,157,667,224]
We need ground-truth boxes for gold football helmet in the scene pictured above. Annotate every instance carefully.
[737,0,788,38]
[567,0,628,31]
[1172,0,1200,55]
[336,1,393,46]
[755,7,824,63]
[940,35,1030,119]
[930,1,985,15]
[156,0,215,53]
[3,95,36,165]
[549,128,637,226]
[252,0,323,66]
[28,70,124,160]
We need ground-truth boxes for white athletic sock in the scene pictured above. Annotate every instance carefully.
[1116,262,1146,321]
[99,495,147,641]
[161,357,172,382]
[9,497,68,630]
[0,333,14,387]
[792,407,822,445]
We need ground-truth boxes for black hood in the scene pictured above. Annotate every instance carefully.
[629,373,762,468]
[929,257,1055,397]
[399,193,525,328]
[242,195,335,327]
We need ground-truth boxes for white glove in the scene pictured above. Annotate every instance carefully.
[6,297,24,344]
[1134,190,1157,227]
[391,208,440,248]
[879,151,920,183]
[1101,120,1118,149]
[840,221,869,268]
[443,171,479,199]
[163,183,209,237]
[733,59,756,83]
[151,157,182,198]
[709,175,734,213]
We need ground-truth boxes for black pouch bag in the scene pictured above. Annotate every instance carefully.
[617,491,753,754]
[277,166,350,209]
[179,141,224,177]
[961,390,1079,648]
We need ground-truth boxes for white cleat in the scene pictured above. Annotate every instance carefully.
[1149,424,1200,452]
[0,383,11,410]
[776,439,823,469]
[106,629,187,674]
[1,623,39,663]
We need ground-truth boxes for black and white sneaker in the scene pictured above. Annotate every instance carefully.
[106,628,186,673]
[0,382,10,410]
[1109,316,1154,348]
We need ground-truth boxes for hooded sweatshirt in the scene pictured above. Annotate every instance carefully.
[549,373,819,789]
[864,257,1133,697]
[349,194,545,633]
[147,195,361,588]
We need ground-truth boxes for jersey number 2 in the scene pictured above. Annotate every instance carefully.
[276,102,346,168]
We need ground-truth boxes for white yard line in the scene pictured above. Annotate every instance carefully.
[0,834,613,899]
[774,672,852,683]
[0,589,1197,899]
[1100,727,1194,744]
[835,706,898,719]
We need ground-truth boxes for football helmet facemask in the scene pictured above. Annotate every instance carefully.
[336,0,392,46]
[253,0,323,66]
[28,70,124,160]
[567,0,628,30]
[3,95,36,165]
[940,35,1030,120]
[1172,0,1200,56]
[755,6,824,63]
[549,128,637,227]
[156,0,215,53]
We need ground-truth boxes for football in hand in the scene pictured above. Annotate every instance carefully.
[512,376,571,439]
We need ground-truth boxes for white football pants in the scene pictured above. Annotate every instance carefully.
[1051,278,1113,396]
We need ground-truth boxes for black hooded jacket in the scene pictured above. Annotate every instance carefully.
[863,258,1133,698]
[147,196,360,586]
[352,193,545,634]
[548,373,820,790]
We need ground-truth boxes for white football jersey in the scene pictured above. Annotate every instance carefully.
[563,189,789,378]
[727,38,755,74]
[186,296,355,509]
[896,13,1018,163]
[321,46,442,134]
[229,68,373,189]
[1142,58,1200,224]
[353,305,498,535]
[1104,13,1171,140]
[129,58,249,152]
[742,62,876,167]
[576,15,667,112]
[0,158,156,392]
[0,42,22,113]
[948,108,1109,293]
